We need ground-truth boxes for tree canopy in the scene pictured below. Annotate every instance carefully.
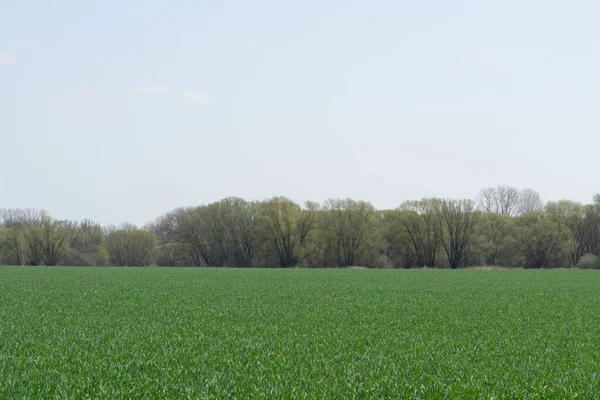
[2,187,600,269]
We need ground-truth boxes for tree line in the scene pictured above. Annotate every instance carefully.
[2,186,600,269]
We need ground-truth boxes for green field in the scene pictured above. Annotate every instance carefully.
[1,267,599,398]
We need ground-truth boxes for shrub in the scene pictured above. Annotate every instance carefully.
[577,254,600,269]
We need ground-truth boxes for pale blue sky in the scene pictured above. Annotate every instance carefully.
[1,0,600,226]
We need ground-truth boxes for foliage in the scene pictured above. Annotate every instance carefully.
[320,198,377,266]
[3,189,600,268]
[478,212,513,266]
[576,253,600,269]
[63,219,106,266]
[104,227,157,266]
[438,199,480,269]
[155,242,189,267]
[259,197,319,267]
[0,227,25,265]
[395,198,441,267]
[510,211,572,268]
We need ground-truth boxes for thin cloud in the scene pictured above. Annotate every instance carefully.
[184,90,214,103]
[0,53,16,65]
[134,85,168,95]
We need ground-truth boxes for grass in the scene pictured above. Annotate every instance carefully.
[1,267,600,398]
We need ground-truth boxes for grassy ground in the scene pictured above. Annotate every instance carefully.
[0,267,599,399]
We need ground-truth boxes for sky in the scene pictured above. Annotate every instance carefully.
[1,0,600,226]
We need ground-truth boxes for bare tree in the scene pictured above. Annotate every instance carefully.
[511,211,571,268]
[40,219,68,266]
[148,210,182,245]
[150,208,201,266]
[0,208,49,228]
[0,209,51,265]
[174,206,223,266]
[259,197,319,267]
[23,225,44,266]
[518,188,544,214]
[0,228,26,265]
[580,201,600,257]
[480,212,512,266]
[62,219,106,266]
[104,227,156,266]
[213,197,261,267]
[477,186,520,216]
[260,197,301,268]
[438,199,480,269]
[386,198,441,267]
[321,199,377,266]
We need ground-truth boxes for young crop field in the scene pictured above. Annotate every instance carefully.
[1,267,599,399]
